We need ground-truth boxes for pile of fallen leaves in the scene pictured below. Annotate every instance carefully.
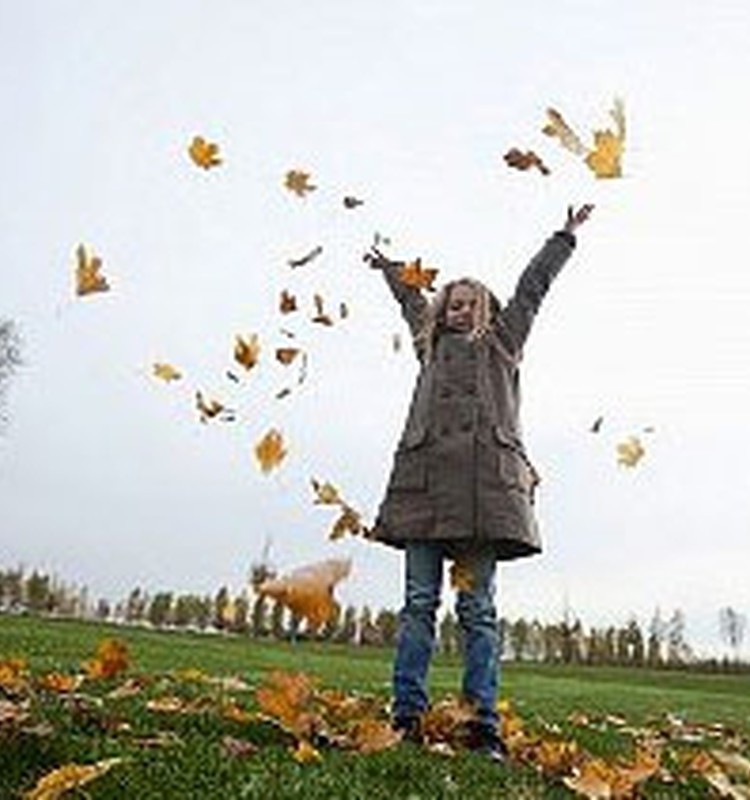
[3,642,750,799]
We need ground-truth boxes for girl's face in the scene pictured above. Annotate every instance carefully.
[445,283,477,333]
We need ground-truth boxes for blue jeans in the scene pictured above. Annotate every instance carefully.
[393,541,500,727]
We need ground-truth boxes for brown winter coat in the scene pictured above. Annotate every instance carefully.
[372,231,576,560]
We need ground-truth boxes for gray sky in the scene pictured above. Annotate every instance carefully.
[2,0,750,655]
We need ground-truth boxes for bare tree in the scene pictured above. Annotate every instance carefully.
[719,606,747,662]
[0,319,23,430]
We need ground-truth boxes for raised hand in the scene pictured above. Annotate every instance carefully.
[563,203,595,234]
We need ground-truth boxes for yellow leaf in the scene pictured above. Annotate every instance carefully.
[0,658,28,693]
[234,334,261,371]
[347,718,401,754]
[616,435,645,467]
[562,757,617,799]
[255,671,318,737]
[284,169,317,197]
[188,135,222,169]
[258,558,351,629]
[311,478,342,506]
[542,108,588,156]
[254,428,287,473]
[152,362,182,382]
[292,739,322,764]
[24,758,122,800]
[74,244,110,297]
[585,98,626,179]
[398,258,438,292]
[82,638,129,680]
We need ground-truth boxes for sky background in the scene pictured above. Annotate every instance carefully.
[2,0,750,656]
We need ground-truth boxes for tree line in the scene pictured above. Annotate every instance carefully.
[1,565,747,672]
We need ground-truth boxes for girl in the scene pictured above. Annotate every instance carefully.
[365,204,594,760]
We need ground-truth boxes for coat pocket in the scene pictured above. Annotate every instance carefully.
[493,428,539,497]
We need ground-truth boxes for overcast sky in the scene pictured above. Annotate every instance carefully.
[2,1,750,656]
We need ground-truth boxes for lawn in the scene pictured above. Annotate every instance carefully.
[2,615,749,798]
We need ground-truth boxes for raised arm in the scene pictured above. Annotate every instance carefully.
[364,247,428,338]
[499,204,594,354]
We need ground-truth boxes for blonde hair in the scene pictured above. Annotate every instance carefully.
[414,277,518,365]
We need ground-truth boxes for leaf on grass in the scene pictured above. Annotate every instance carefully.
[221,735,259,759]
[234,334,261,371]
[284,170,316,197]
[398,258,438,292]
[503,147,551,175]
[542,108,588,156]
[75,244,110,297]
[0,658,28,693]
[24,758,122,800]
[0,698,31,728]
[276,347,300,365]
[152,362,182,382]
[254,428,287,473]
[255,671,318,737]
[279,289,298,313]
[616,436,645,467]
[188,135,222,169]
[346,718,401,754]
[36,672,84,694]
[292,739,322,764]
[257,558,352,629]
[288,245,323,268]
[82,639,130,680]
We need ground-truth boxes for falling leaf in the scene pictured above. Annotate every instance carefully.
[616,435,645,467]
[343,195,364,209]
[503,147,551,175]
[284,169,316,197]
[339,301,349,319]
[152,362,182,382]
[226,370,240,383]
[373,232,392,248]
[74,244,110,297]
[254,428,287,473]
[398,258,438,291]
[234,334,260,371]
[585,98,626,179]
[196,390,230,423]
[276,347,300,365]
[23,758,123,800]
[82,639,130,680]
[392,333,402,353]
[329,505,367,540]
[311,478,342,506]
[292,739,323,764]
[280,327,296,339]
[449,561,474,592]
[188,135,222,169]
[257,558,352,629]
[279,289,298,313]
[312,293,334,326]
[590,415,604,433]
[542,108,588,156]
[276,387,292,400]
[289,245,323,269]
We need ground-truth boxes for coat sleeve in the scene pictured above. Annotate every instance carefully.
[376,259,428,339]
[497,230,576,354]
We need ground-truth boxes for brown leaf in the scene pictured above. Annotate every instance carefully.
[254,428,287,473]
[279,289,298,313]
[503,147,551,175]
[234,334,260,371]
[188,135,222,169]
[398,258,438,292]
[75,244,110,297]
[276,347,300,365]
[284,170,317,197]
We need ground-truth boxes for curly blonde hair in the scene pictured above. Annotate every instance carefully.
[414,277,518,365]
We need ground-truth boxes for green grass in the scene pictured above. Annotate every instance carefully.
[2,615,749,799]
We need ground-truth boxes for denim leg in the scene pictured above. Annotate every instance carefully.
[455,548,499,726]
[392,542,443,721]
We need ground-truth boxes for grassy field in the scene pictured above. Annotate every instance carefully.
[2,615,750,799]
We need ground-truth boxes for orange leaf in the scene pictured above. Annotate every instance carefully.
[82,638,130,679]
[347,718,401,754]
[275,347,300,365]
[188,135,222,169]
[255,671,318,737]
[254,428,287,473]
[398,258,438,292]
[36,672,84,694]
[258,558,351,629]
[234,334,260,371]
[74,244,110,297]
[449,561,474,592]
[503,147,551,175]
[284,170,317,197]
